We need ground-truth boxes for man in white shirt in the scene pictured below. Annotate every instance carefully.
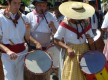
[0,0,41,80]
[26,0,59,50]
[26,0,59,80]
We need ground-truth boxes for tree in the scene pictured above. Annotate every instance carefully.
[0,0,5,5]
[22,0,30,6]
[0,0,30,6]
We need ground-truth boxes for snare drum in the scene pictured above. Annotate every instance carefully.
[24,50,52,80]
[80,50,108,80]
[46,44,60,68]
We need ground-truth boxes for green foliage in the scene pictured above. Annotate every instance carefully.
[22,0,30,6]
[102,0,108,2]
[0,0,5,4]
[0,0,30,6]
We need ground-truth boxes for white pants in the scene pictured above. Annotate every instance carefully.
[1,50,27,80]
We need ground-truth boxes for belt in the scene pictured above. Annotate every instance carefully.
[1,43,25,53]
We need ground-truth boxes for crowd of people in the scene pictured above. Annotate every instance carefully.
[0,0,108,80]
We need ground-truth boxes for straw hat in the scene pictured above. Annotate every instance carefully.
[59,1,95,20]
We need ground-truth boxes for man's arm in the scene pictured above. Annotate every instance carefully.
[24,23,42,49]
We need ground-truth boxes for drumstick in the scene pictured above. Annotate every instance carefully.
[9,39,14,45]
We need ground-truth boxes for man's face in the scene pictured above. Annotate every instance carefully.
[9,0,21,14]
[35,2,47,14]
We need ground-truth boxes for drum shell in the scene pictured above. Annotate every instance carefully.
[89,30,104,52]
[24,68,51,80]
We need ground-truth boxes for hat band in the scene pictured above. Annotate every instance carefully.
[72,6,85,12]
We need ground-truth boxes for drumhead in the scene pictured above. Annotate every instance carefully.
[25,50,53,74]
[80,50,106,74]
[46,45,60,68]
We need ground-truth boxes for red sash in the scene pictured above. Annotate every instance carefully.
[1,43,25,53]
[60,22,91,38]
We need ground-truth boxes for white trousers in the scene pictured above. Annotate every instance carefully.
[1,50,27,80]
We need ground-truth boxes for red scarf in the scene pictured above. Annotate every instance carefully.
[4,8,21,27]
[60,22,91,38]
[33,10,44,23]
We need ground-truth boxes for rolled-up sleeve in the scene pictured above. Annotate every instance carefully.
[54,25,66,40]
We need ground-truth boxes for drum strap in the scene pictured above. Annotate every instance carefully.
[60,22,91,38]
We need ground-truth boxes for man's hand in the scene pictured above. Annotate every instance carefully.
[67,47,75,59]
[7,51,18,60]
[35,42,42,50]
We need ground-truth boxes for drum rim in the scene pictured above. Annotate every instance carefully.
[93,29,101,41]
[46,43,55,50]
[79,50,107,74]
[24,50,53,75]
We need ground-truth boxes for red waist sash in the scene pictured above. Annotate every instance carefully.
[1,43,25,53]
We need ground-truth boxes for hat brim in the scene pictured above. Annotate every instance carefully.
[59,1,95,19]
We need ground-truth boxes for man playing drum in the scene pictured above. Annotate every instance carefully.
[26,0,59,80]
[54,1,95,80]
[26,0,59,50]
[0,0,42,80]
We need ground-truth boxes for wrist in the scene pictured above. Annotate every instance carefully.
[6,50,14,55]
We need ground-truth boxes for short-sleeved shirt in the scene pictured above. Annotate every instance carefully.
[26,10,59,33]
[26,10,59,47]
[54,19,94,44]
[0,12,28,44]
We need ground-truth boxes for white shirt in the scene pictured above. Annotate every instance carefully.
[101,12,108,29]
[0,12,28,44]
[90,13,98,29]
[26,10,59,47]
[54,21,94,44]
[26,11,59,33]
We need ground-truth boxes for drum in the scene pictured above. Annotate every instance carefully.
[89,29,104,52]
[84,62,108,80]
[0,58,4,80]
[80,50,108,80]
[24,50,53,80]
[46,44,60,68]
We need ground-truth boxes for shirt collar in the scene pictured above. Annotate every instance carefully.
[33,9,47,17]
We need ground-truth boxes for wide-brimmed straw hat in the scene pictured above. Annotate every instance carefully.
[59,1,95,20]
